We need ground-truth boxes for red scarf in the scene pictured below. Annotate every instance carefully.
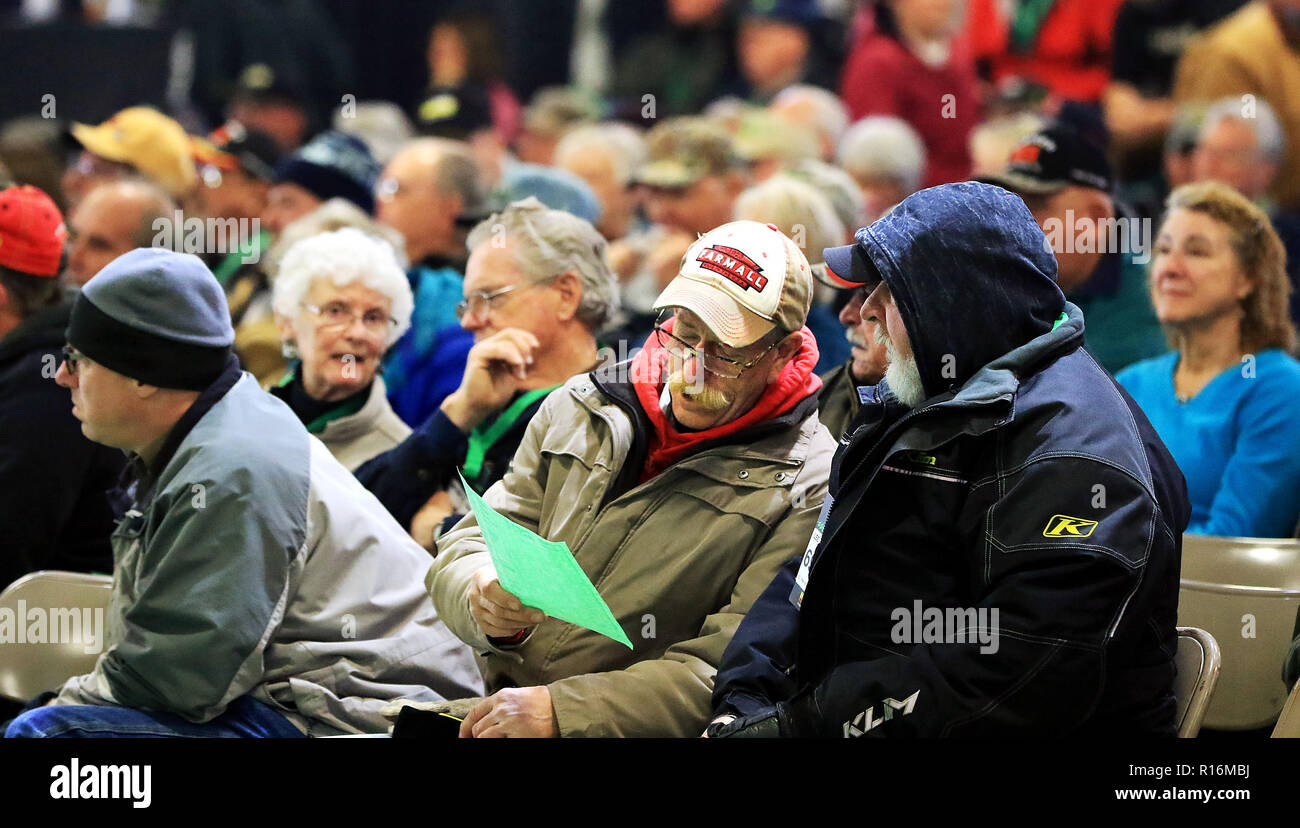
[631,324,822,483]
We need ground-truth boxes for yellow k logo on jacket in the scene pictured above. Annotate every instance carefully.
[1042,514,1099,538]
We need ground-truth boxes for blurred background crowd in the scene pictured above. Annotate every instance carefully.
[4,0,1300,585]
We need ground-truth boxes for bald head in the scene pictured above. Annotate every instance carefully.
[66,180,176,286]
[376,138,484,263]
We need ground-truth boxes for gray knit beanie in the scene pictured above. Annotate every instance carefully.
[66,248,236,390]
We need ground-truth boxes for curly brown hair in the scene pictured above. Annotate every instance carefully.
[1162,181,1297,355]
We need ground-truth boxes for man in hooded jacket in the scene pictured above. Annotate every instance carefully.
[706,181,1190,738]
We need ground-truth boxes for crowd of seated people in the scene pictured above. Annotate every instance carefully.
[2,0,1300,739]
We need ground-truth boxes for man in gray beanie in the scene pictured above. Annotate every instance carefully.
[5,248,482,738]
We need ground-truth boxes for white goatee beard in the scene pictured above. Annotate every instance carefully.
[875,325,926,408]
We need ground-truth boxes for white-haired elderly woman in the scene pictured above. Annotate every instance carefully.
[270,227,415,471]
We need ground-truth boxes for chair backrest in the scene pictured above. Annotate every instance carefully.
[1174,626,1221,738]
[0,571,113,703]
[1178,534,1300,730]
[1272,677,1300,737]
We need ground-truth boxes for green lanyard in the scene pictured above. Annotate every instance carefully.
[1011,0,1057,54]
[462,386,559,481]
[275,365,367,434]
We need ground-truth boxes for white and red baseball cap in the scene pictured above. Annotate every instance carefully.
[653,220,812,347]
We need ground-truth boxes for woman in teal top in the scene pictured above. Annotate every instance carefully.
[1117,182,1300,538]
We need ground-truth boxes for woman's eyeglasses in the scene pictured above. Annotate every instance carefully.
[301,302,398,334]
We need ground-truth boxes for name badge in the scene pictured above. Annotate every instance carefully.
[789,493,834,610]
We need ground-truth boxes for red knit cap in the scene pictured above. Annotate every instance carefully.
[0,185,66,277]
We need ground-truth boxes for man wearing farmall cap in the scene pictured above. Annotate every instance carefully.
[6,247,481,737]
[427,220,836,738]
[62,106,199,208]
[0,184,124,589]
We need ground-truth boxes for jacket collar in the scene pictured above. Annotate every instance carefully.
[315,376,393,440]
[124,354,245,506]
[591,359,823,467]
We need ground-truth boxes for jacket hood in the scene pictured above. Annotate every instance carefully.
[858,181,1065,398]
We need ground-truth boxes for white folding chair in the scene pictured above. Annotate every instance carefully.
[1174,627,1221,738]
[0,571,112,703]
[1178,534,1300,730]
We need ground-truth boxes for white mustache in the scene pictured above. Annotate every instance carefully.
[873,323,890,348]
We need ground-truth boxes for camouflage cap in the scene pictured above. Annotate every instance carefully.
[633,118,739,189]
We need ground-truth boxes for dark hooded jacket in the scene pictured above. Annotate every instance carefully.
[712,182,1190,737]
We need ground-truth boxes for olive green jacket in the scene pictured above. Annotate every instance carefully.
[817,360,864,442]
[429,372,835,737]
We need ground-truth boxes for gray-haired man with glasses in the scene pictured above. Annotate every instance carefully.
[356,197,618,547]
[422,219,836,738]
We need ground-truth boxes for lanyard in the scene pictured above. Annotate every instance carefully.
[462,386,559,480]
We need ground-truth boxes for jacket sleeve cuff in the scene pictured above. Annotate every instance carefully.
[716,690,773,718]
[401,407,470,474]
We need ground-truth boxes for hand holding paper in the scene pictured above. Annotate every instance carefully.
[459,472,633,648]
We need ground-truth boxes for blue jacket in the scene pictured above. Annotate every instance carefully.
[383,262,474,427]
[1118,349,1300,538]
[713,182,1190,737]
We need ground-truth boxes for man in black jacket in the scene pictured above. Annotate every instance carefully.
[0,185,124,589]
[708,181,1190,737]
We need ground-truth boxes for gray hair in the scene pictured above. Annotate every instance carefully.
[734,176,846,266]
[466,196,619,332]
[770,84,850,148]
[523,86,603,137]
[388,138,486,213]
[781,158,867,235]
[331,100,414,165]
[272,225,413,347]
[837,116,927,192]
[265,197,409,279]
[554,122,648,186]
[1199,96,1285,164]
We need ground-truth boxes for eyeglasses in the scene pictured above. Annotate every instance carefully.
[653,312,782,379]
[62,345,85,376]
[301,302,398,334]
[455,277,556,322]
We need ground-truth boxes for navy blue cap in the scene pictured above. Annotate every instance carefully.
[273,130,380,215]
[821,238,881,288]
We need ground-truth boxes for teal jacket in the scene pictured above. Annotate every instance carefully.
[1070,249,1166,375]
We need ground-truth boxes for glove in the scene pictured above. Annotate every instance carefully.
[705,704,791,738]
